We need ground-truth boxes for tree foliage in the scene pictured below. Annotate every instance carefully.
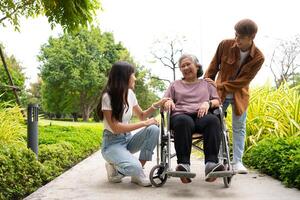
[134,66,166,110]
[0,0,100,31]
[0,44,26,103]
[26,77,42,105]
[39,27,132,121]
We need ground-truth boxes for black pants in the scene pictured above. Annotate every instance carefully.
[170,113,221,164]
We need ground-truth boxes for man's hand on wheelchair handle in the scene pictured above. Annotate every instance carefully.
[197,101,210,118]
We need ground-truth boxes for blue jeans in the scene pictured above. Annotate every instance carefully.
[222,95,247,163]
[101,125,159,177]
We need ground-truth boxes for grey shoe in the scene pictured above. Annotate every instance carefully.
[205,162,225,182]
[131,172,152,187]
[176,163,192,184]
[105,162,124,183]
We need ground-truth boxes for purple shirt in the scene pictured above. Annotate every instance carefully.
[164,79,220,116]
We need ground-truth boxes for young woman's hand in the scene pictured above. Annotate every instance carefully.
[197,101,210,118]
[144,117,159,126]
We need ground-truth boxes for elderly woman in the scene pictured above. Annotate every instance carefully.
[163,54,224,183]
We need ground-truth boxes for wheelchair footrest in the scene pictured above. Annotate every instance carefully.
[167,171,196,178]
[206,170,234,178]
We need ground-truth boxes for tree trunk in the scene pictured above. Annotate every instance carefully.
[173,68,176,81]
[82,108,90,122]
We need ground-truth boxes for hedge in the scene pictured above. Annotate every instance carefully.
[0,144,45,200]
[0,125,102,200]
[244,135,300,189]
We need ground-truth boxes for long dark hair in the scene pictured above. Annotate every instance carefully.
[97,61,135,122]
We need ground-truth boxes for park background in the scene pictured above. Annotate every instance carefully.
[0,0,299,199]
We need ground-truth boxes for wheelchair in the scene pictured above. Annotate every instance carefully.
[149,107,235,187]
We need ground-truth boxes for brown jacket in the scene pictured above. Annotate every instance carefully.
[204,39,264,115]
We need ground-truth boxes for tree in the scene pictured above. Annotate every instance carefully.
[134,66,166,110]
[1,0,101,112]
[151,36,186,81]
[0,0,100,31]
[0,44,26,103]
[39,27,132,121]
[269,35,300,88]
[26,76,42,105]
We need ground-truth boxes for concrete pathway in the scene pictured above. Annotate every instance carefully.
[25,151,300,200]
[24,150,300,200]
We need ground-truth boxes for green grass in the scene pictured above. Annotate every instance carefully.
[39,119,103,128]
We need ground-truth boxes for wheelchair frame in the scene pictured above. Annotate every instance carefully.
[149,107,235,187]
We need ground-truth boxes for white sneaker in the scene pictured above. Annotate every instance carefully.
[105,162,124,183]
[233,162,248,174]
[131,172,152,187]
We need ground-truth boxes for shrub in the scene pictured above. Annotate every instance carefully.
[0,102,25,145]
[39,125,102,158]
[225,84,300,151]
[244,135,300,189]
[0,144,45,200]
[0,124,102,200]
[39,142,77,182]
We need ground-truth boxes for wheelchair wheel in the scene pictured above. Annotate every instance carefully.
[223,163,232,188]
[149,164,167,187]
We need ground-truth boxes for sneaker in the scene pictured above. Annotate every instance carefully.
[131,172,152,187]
[105,162,124,183]
[205,162,225,182]
[176,164,192,184]
[233,162,248,174]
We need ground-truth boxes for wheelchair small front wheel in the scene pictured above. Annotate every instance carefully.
[149,164,167,187]
[223,176,232,188]
[223,163,233,188]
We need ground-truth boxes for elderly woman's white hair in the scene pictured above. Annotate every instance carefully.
[178,53,203,78]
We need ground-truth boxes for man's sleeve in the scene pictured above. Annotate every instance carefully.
[204,41,223,80]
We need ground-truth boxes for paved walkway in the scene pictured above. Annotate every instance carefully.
[24,150,300,200]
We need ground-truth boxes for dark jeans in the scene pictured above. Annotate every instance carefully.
[170,113,221,164]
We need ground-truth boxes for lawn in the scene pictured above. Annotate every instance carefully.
[39,119,102,127]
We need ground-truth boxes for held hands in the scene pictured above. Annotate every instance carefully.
[197,101,210,118]
[163,99,175,111]
[152,97,170,109]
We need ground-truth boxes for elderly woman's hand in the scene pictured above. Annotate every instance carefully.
[197,101,210,118]
[163,99,175,112]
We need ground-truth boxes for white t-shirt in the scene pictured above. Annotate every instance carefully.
[101,89,138,133]
[239,49,250,67]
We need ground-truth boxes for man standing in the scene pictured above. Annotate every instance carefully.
[204,19,264,174]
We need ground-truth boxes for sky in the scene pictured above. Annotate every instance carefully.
[1,0,300,88]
